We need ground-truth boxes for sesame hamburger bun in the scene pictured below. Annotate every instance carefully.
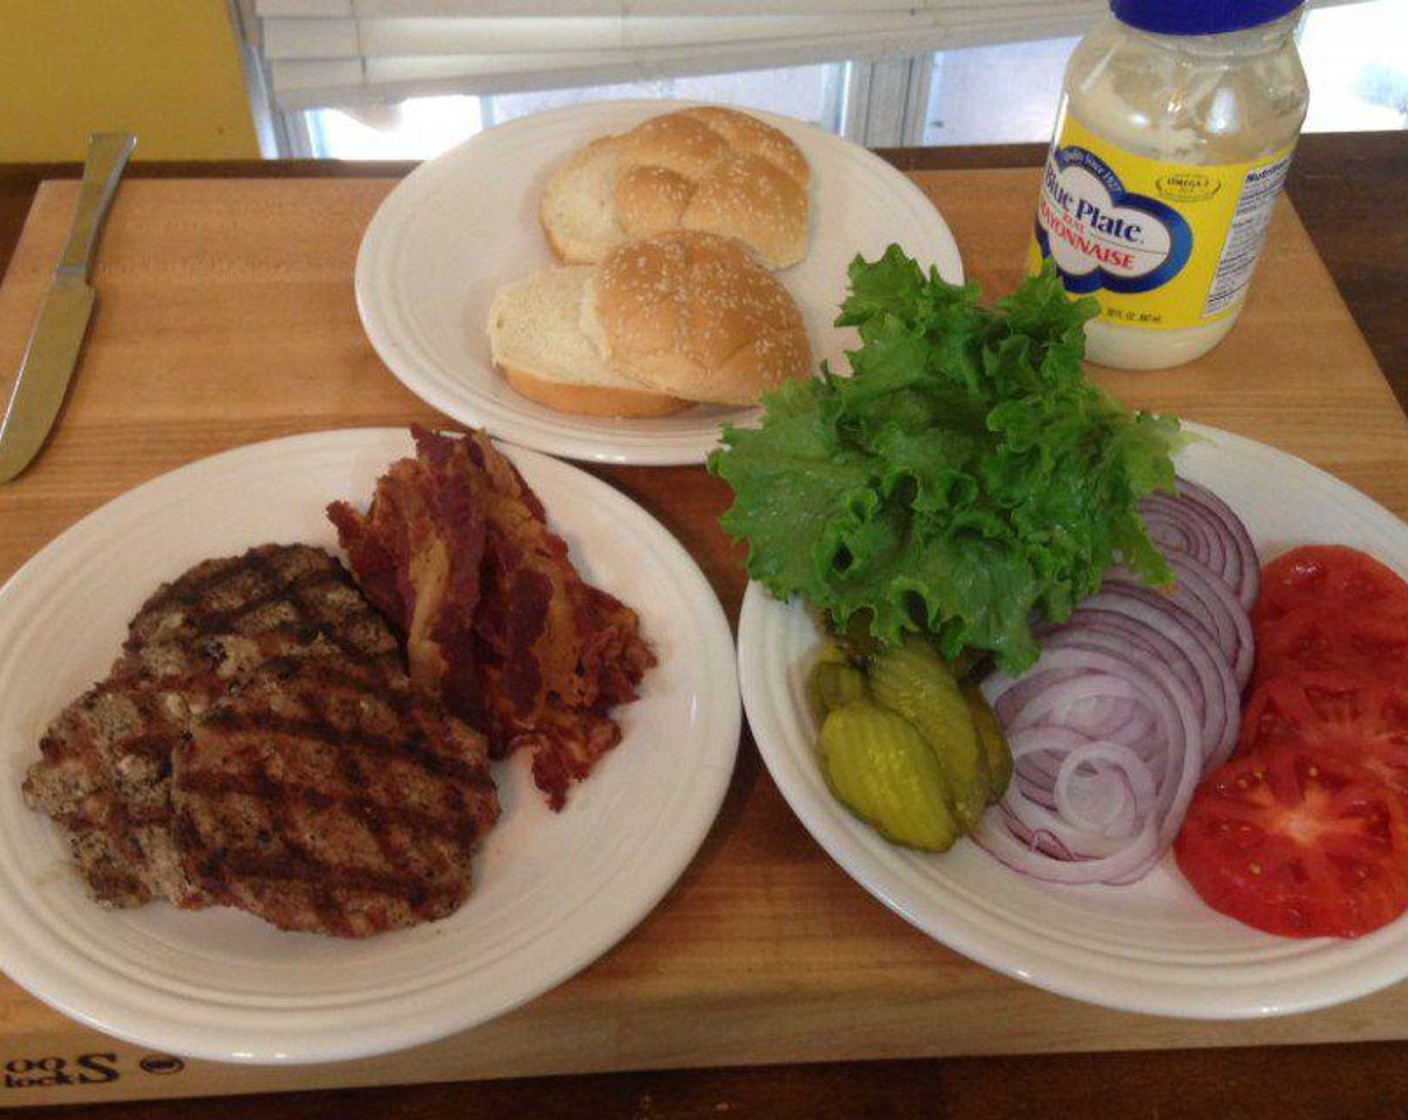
[540,106,811,270]
[488,266,691,419]
[581,230,812,406]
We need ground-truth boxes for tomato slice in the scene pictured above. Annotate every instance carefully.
[1239,671,1408,797]
[1252,606,1408,689]
[1174,743,1408,938]
[1253,545,1408,632]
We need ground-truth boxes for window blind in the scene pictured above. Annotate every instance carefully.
[250,1,1110,109]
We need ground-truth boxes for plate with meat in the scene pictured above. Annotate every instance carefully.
[0,427,739,1063]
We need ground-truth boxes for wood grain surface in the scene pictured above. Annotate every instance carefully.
[0,133,1405,1118]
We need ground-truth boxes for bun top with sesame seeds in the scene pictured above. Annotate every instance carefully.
[539,106,812,271]
[581,230,812,406]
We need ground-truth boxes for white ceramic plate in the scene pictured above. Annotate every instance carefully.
[0,429,739,1064]
[739,422,1408,1019]
[355,99,963,466]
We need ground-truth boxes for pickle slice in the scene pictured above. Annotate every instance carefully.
[806,641,864,722]
[819,701,959,852]
[963,685,1013,804]
[808,660,870,719]
[868,635,989,830]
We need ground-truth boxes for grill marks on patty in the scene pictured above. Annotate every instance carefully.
[126,545,400,670]
[22,544,500,935]
[175,655,497,938]
[25,544,397,909]
[25,678,206,907]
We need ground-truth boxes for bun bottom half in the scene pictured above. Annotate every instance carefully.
[501,365,692,419]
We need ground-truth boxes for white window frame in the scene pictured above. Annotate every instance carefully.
[844,56,934,149]
[230,1,937,157]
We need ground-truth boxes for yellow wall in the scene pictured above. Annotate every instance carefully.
[0,0,260,161]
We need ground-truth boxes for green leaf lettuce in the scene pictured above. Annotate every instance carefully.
[708,247,1182,675]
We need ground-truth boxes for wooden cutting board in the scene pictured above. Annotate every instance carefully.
[0,171,1406,1108]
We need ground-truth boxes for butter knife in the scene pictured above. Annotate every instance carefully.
[0,132,136,483]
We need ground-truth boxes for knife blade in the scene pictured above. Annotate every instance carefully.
[0,132,136,483]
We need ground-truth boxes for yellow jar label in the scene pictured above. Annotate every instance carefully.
[1027,111,1295,331]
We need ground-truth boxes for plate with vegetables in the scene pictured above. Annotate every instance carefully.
[722,248,1408,1019]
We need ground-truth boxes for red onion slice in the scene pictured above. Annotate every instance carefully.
[1164,554,1253,690]
[966,477,1255,887]
[978,645,1204,884]
[999,673,1142,738]
[1173,477,1260,611]
[1078,585,1238,765]
[1137,477,1259,611]
[1055,741,1158,838]
[975,813,1161,885]
[1143,495,1234,595]
[1035,609,1236,767]
[1108,553,1253,690]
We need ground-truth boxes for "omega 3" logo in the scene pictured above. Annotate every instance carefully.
[1156,172,1221,202]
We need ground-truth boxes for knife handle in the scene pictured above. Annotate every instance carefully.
[57,133,137,279]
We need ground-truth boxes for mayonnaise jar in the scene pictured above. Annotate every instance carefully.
[1029,1,1310,370]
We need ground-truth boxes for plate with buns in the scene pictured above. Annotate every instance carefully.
[356,99,962,465]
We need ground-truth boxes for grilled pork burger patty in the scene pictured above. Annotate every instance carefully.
[23,543,499,932]
[173,653,499,938]
[123,544,400,671]
[22,676,204,908]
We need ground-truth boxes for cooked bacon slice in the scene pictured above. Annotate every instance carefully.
[329,426,654,809]
[327,454,486,698]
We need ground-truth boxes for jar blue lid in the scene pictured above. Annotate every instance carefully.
[1111,0,1301,34]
